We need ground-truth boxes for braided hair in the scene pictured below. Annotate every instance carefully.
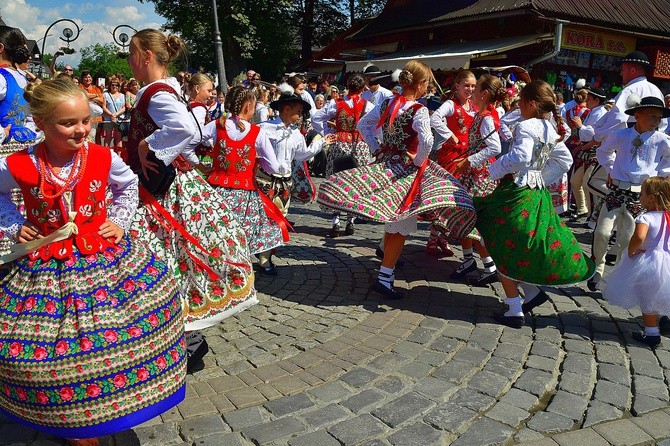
[225,86,256,130]
[642,177,670,211]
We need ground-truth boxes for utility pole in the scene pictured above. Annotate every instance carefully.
[211,0,228,93]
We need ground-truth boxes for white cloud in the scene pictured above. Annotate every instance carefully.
[107,6,144,22]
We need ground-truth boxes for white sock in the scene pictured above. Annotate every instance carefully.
[378,265,395,289]
[645,326,660,336]
[482,256,496,273]
[332,215,340,226]
[520,283,540,302]
[504,297,524,317]
[347,215,355,224]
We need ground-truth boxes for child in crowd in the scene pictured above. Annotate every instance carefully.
[603,177,670,347]
[474,80,594,328]
[0,78,185,446]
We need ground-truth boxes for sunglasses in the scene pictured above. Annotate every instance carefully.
[111,84,120,87]
[64,68,73,72]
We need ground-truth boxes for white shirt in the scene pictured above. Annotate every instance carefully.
[489,118,573,188]
[357,98,434,167]
[299,90,317,119]
[0,147,138,236]
[561,99,578,119]
[499,109,522,142]
[252,102,269,124]
[361,86,393,106]
[311,96,375,135]
[577,104,608,142]
[430,99,476,141]
[135,77,198,165]
[259,118,325,175]
[469,114,501,168]
[596,127,670,183]
[201,118,280,175]
[593,76,667,142]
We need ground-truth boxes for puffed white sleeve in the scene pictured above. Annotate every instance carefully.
[200,120,217,149]
[429,100,455,140]
[0,157,24,238]
[542,141,573,185]
[412,106,434,166]
[468,115,501,168]
[357,103,382,154]
[107,151,139,230]
[489,121,534,180]
[294,132,324,164]
[596,129,619,174]
[145,91,197,165]
[256,127,281,174]
[311,100,336,134]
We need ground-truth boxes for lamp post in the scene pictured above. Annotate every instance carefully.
[211,0,228,93]
[39,18,82,78]
[111,25,138,57]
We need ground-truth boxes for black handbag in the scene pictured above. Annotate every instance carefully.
[117,120,130,137]
[127,148,176,198]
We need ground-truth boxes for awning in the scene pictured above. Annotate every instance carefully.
[345,33,553,72]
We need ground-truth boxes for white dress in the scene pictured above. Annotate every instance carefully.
[603,211,670,314]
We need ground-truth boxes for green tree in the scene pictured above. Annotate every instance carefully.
[77,43,133,80]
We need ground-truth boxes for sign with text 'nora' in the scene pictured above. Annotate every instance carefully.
[561,26,636,57]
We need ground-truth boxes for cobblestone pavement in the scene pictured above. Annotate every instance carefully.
[5,188,670,446]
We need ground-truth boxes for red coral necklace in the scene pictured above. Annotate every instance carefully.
[37,143,88,200]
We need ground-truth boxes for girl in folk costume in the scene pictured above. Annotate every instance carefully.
[474,80,594,328]
[318,60,476,300]
[428,70,477,256]
[603,177,670,347]
[564,88,590,218]
[125,30,256,370]
[448,74,505,287]
[187,73,216,159]
[203,86,292,275]
[0,79,186,446]
[0,26,39,154]
[252,87,270,124]
[312,73,374,237]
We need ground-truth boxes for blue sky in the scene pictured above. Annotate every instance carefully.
[0,0,167,66]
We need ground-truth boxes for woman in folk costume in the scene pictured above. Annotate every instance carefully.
[202,86,292,274]
[474,80,594,328]
[0,26,40,155]
[441,74,506,287]
[318,60,476,300]
[428,69,477,256]
[312,73,374,237]
[125,29,256,371]
[0,78,186,446]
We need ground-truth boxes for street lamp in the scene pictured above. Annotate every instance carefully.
[211,0,228,93]
[111,25,138,58]
[39,18,82,78]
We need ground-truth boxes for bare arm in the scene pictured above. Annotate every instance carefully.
[628,222,649,257]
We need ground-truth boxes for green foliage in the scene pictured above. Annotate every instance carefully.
[77,43,133,80]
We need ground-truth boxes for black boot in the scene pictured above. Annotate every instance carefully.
[329,223,340,238]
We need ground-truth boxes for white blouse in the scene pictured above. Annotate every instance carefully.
[577,104,607,142]
[489,118,573,188]
[201,118,281,175]
[311,96,375,135]
[135,77,198,165]
[0,146,139,237]
[468,114,501,168]
[357,98,434,167]
[259,118,325,176]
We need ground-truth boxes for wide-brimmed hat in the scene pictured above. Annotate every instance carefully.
[363,64,382,75]
[269,83,311,112]
[625,96,670,118]
[586,86,607,99]
[621,51,654,68]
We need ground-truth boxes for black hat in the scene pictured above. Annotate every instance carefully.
[269,84,311,112]
[586,86,607,100]
[621,51,654,68]
[363,64,382,75]
[625,96,670,118]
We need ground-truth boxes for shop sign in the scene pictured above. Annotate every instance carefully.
[562,26,636,56]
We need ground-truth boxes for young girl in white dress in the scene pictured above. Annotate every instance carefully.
[603,176,670,347]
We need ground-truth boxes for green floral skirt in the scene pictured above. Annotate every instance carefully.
[474,178,594,285]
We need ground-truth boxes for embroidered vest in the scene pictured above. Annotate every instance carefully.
[190,101,212,125]
[437,99,476,170]
[126,83,192,172]
[335,97,367,143]
[376,99,423,166]
[207,119,260,190]
[0,68,37,143]
[6,144,115,260]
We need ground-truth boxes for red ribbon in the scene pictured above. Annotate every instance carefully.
[256,188,293,242]
[399,158,429,214]
[138,185,251,280]
[376,96,407,131]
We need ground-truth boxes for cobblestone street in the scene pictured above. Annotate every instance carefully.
[5,191,670,446]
